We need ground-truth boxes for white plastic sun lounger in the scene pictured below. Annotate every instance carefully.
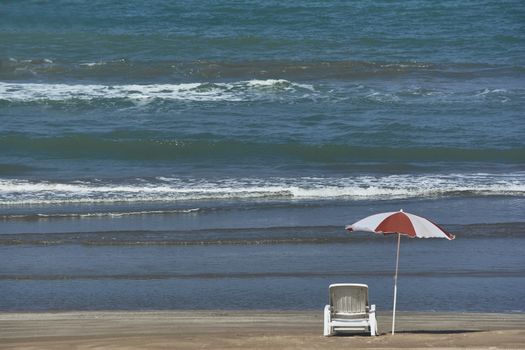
[323,283,377,336]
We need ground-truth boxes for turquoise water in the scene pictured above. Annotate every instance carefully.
[0,0,524,311]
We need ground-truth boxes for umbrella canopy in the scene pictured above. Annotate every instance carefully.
[346,209,454,334]
[346,210,455,240]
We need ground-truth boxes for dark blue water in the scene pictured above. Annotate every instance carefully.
[0,0,524,312]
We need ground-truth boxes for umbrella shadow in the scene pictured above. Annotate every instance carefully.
[332,330,482,337]
[390,329,482,335]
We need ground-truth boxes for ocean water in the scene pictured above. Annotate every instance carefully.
[0,0,524,312]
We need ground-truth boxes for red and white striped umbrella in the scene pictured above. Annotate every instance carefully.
[346,209,454,334]
[346,210,455,240]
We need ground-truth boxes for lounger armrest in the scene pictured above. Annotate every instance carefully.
[369,304,377,336]
[323,304,332,336]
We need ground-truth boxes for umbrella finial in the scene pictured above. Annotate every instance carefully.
[399,208,404,212]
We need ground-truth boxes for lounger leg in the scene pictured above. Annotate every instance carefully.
[369,304,377,336]
[323,305,332,336]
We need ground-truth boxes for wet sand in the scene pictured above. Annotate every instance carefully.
[1,311,524,349]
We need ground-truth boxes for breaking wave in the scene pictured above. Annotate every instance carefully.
[0,79,315,103]
[1,173,523,205]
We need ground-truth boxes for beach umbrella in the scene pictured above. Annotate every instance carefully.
[345,209,454,335]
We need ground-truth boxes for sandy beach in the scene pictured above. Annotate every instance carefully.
[1,311,524,349]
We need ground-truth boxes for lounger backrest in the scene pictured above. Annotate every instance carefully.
[330,284,369,316]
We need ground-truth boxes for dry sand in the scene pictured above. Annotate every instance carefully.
[1,311,524,349]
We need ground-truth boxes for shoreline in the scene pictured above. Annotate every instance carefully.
[1,311,524,349]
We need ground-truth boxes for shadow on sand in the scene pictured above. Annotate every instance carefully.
[334,330,482,337]
[389,330,481,335]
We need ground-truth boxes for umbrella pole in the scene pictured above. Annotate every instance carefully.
[392,232,401,335]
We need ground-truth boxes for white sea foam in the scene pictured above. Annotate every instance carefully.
[33,208,200,218]
[0,80,315,103]
[475,88,508,96]
[1,80,518,105]
[0,173,523,205]
[79,62,103,67]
